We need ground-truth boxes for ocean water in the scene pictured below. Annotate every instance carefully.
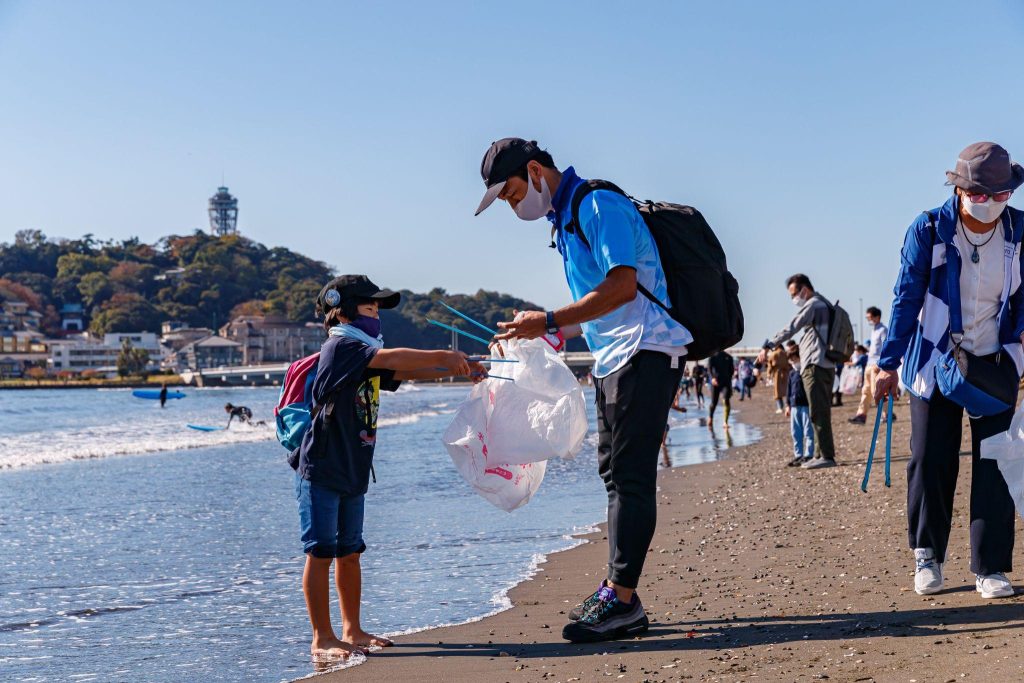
[0,384,759,682]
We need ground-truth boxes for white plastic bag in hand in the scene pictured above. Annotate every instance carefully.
[981,404,1024,520]
[443,337,588,510]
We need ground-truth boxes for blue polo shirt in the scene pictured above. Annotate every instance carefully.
[550,167,692,378]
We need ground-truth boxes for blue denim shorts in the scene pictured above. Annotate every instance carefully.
[295,474,366,558]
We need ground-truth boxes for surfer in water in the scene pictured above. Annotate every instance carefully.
[159,384,168,409]
[225,403,253,428]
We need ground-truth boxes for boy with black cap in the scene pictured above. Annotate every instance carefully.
[296,274,486,661]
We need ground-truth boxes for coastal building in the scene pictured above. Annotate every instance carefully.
[48,332,164,377]
[0,299,42,332]
[172,335,243,370]
[160,321,214,351]
[0,330,49,378]
[218,315,322,365]
[59,303,84,332]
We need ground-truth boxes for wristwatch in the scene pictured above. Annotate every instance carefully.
[545,311,559,335]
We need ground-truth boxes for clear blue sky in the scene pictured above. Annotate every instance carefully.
[1,0,1022,344]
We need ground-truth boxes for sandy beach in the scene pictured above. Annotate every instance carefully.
[317,389,1024,683]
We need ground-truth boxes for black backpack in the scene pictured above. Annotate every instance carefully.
[566,180,744,360]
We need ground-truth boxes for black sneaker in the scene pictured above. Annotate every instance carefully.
[562,586,649,643]
[567,582,605,622]
[786,457,804,467]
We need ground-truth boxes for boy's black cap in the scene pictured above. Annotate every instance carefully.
[317,275,400,314]
[475,138,542,215]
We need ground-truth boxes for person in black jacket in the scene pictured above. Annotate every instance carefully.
[707,350,735,430]
[785,347,814,467]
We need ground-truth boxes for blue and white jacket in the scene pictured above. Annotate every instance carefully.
[878,195,1024,400]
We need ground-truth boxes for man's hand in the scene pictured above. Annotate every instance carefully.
[756,348,768,365]
[495,309,546,341]
[711,378,719,387]
[874,368,899,401]
[785,406,791,417]
[468,361,488,384]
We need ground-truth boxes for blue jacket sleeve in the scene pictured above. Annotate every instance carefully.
[877,217,932,371]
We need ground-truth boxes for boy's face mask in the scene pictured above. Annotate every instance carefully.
[350,315,382,338]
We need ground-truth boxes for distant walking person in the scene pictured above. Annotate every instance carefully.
[850,307,889,424]
[736,357,753,401]
[767,345,790,413]
[875,142,1024,600]
[757,274,837,470]
[692,364,706,409]
[707,350,735,429]
[785,346,813,466]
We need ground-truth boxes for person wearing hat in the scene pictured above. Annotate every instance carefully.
[475,138,692,643]
[294,275,486,661]
[875,142,1024,600]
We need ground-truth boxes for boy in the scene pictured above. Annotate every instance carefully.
[785,347,814,467]
[295,275,486,661]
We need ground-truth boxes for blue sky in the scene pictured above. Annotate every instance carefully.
[1,0,1022,344]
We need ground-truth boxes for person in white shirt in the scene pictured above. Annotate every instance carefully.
[850,306,889,424]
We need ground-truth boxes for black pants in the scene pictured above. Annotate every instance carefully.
[709,384,731,421]
[595,351,684,589]
[801,364,836,460]
[907,390,1015,575]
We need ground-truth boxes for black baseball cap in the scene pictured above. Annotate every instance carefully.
[317,274,400,314]
[474,137,543,215]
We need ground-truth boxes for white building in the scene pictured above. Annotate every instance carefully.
[49,332,165,376]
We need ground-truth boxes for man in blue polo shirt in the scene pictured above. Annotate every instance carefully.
[476,138,691,643]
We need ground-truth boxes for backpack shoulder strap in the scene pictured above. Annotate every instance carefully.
[566,179,669,312]
[567,179,628,250]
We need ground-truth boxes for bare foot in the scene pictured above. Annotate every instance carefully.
[311,635,364,660]
[343,629,394,649]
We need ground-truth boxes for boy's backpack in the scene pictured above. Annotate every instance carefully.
[567,180,744,360]
[819,298,856,364]
[275,352,326,468]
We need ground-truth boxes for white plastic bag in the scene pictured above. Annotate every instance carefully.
[981,404,1024,520]
[443,337,588,511]
[840,368,863,395]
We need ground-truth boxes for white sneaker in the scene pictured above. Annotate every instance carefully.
[914,548,943,595]
[976,573,1014,599]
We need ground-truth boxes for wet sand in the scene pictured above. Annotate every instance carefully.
[317,390,1024,682]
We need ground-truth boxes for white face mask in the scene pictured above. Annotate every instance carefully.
[513,174,552,221]
[792,293,804,306]
[962,196,1008,224]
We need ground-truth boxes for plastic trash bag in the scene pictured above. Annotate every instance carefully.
[443,337,588,511]
[840,368,863,395]
[980,404,1024,520]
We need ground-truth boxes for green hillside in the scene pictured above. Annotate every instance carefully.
[0,229,580,351]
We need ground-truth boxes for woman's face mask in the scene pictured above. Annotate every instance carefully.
[961,191,1009,224]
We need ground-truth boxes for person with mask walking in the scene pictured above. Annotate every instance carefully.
[475,138,692,643]
[757,274,837,469]
[875,142,1024,600]
[850,306,889,424]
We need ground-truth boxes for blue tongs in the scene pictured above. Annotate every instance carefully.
[861,394,894,492]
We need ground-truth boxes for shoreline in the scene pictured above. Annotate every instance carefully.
[313,390,1024,682]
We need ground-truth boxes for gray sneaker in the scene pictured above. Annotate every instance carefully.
[801,458,837,469]
[914,548,943,595]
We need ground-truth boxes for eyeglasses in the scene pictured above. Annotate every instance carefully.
[965,190,1013,204]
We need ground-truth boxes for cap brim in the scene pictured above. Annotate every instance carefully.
[369,289,401,309]
[474,181,506,216]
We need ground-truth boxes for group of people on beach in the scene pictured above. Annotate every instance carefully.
[292,138,1024,664]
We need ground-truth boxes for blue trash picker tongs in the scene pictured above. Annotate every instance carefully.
[860,394,894,492]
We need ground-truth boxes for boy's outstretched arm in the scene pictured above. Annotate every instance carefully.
[369,348,472,375]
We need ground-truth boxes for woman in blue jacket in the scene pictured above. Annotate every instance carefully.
[875,142,1024,601]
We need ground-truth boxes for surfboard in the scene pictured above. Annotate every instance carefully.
[187,424,225,432]
[133,389,186,400]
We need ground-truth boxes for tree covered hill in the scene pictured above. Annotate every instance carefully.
[0,229,581,351]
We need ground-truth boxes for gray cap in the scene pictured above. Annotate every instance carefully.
[945,141,1024,194]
